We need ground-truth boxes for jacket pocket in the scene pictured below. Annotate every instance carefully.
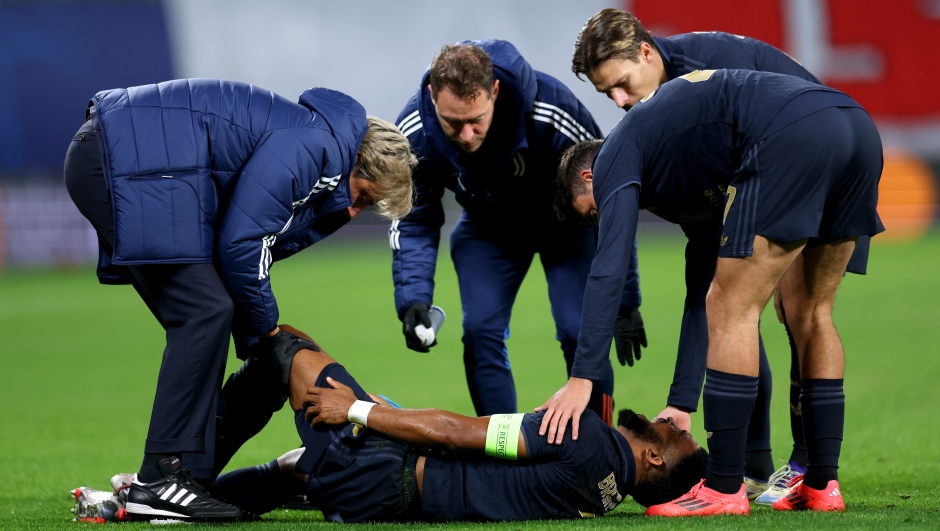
[110,169,218,263]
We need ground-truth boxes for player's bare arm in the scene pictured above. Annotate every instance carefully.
[303,379,528,459]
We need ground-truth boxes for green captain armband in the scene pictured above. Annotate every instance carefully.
[485,413,525,460]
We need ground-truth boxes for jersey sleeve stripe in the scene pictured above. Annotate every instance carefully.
[397,110,421,132]
[388,219,401,250]
[532,104,594,140]
[531,113,585,144]
[532,102,596,141]
[400,122,423,138]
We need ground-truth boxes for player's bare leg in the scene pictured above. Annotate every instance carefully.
[648,235,805,516]
[287,346,336,411]
[772,237,855,512]
[777,238,857,379]
[706,236,807,376]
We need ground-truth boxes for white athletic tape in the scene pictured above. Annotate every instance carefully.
[347,400,376,427]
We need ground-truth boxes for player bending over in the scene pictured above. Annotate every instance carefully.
[554,69,882,515]
[210,342,707,522]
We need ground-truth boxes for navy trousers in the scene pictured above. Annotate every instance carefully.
[450,212,615,421]
[65,117,233,475]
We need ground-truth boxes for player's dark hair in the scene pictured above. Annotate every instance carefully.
[429,43,494,101]
[631,447,709,507]
[572,8,658,80]
[555,139,603,224]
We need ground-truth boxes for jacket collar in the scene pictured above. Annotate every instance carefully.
[653,36,679,81]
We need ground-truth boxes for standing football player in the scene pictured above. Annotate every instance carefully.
[539,8,871,503]
[390,40,643,421]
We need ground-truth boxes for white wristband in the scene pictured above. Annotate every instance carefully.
[347,400,376,427]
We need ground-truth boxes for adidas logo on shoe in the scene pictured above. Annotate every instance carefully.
[125,457,242,521]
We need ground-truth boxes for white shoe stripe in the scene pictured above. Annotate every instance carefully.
[180,493,198,507]
[170,488,188,504]
[159,484,177,500]
[126,502,189,518]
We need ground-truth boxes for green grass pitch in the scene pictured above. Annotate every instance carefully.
[1,230,938,529]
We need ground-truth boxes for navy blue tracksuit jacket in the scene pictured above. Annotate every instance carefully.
[390,40,625,417]
[85,79,367,477]
[93,80,365,337]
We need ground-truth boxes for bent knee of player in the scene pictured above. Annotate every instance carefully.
[289,348,337,409]
[705,281,759,324]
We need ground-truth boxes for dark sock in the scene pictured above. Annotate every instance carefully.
[744,451,775,481]
[213,459,305,515]
[744,338,773,481]
[703,368,759,494]
[788,448,808,472]
[784,318,808,468]
[139,453,178,483]
[801,378,844,490]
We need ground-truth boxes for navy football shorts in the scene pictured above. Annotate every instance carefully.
[293,363,420,522]
[720,106,885,266]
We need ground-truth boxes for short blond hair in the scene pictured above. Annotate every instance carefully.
[355,116,417,219]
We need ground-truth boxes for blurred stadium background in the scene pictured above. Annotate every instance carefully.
[1,0,939,527]
[0,0,937,264]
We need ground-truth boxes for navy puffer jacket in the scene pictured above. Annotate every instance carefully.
[93,79,366,335]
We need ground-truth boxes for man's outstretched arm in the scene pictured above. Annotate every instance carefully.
[304,378,528,459]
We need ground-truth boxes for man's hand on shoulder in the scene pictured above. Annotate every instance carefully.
[535,377,593,444]
[614,309,647,367]
[402,303,436,352]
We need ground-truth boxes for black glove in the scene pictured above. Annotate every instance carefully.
[402,303,436,353]
[614,309,647,367]
[253,328,319,398]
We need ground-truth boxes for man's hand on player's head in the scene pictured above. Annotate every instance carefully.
[304,377,360,426]
[535,377,593,444]
[614,309,647,367]
[402,303,436,352]
[654,405,692,432]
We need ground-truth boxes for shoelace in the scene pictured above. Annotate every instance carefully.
[168,468,210,498]
[768,463,800,489]
[684,479,706,499]
[786,473,805,489]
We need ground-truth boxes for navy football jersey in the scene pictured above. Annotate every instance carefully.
[420,410,635,521]
[592,69,859,222]
[655,32,821,84]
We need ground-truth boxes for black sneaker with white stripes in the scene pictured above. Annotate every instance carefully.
[126,457,242,521]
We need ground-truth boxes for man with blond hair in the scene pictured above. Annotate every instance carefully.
[64,79,415,521]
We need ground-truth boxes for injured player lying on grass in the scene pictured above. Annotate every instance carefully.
[210,338,708,522]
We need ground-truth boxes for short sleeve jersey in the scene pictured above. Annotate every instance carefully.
[420,410,635,521]
[592,69,859,225]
